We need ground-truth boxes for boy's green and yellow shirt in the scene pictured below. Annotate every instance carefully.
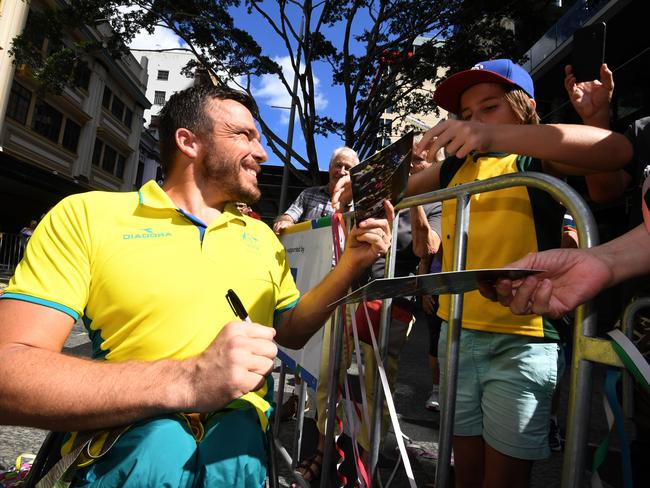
[437,152,563,339]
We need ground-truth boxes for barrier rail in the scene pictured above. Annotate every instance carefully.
[390,171,606,488]
[279,171,637,487]
[0,233,25,278]
[620,297,650,420]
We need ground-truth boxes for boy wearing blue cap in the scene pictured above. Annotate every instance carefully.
[404,59,633,487]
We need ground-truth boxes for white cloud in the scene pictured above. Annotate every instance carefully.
[117,5,185,50]
[128,25,185,50]
[253,56,328,125]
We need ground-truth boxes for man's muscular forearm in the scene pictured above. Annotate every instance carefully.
[0,301,277,432]
[0,344,193,431]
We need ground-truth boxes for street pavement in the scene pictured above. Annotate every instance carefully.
[0,309,621,487]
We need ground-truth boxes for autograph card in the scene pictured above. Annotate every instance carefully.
[351,131,414,222]
[328,268,543,307]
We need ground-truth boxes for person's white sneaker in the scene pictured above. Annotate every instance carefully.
[425,386,440,411]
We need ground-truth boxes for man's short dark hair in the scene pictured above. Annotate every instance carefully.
[157,84,259,174]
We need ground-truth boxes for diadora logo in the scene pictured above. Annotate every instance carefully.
[123,228,172,240]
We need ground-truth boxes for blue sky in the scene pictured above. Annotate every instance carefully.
[129,3,357,171]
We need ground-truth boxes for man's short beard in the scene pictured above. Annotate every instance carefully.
[201,153,261,204]
[234,188,261,205]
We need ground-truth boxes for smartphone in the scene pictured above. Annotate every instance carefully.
[572,22,606,82]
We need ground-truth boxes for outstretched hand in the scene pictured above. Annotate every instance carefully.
[481,248,613,319]
[342,200,394,270]
[564,63,613,128]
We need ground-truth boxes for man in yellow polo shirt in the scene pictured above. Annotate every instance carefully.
[0,85,393,487]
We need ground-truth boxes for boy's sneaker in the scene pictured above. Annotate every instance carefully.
[425,386,440,411]
[549,417,562,452]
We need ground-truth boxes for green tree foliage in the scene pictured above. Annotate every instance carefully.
[10,0,565,184]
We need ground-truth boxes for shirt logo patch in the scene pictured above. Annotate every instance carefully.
[123,228,173,240]
[241,231,260,250]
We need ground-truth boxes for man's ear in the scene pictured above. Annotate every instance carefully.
[175,128,201,159]
[530,99,537,111]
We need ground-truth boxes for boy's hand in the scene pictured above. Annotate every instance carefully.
[415,119,496,160]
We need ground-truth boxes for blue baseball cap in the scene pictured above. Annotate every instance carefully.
[433,59,534,115]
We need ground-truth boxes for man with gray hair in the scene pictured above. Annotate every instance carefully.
[272,146,358,234]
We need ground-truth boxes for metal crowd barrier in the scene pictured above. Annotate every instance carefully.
[0,233,25,278]
[277,171,637,487]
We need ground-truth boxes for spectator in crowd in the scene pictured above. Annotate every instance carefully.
[19,220,37,240]
[18,219,37,255]
[272,146,359,421]
[273,147,358,234]
[235,201,261,220]
[0,84,393,487]
[387,59,632,487]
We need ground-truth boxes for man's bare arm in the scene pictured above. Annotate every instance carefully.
[275,205,394,349]
[0,299,276,431]
[410,205,441,258]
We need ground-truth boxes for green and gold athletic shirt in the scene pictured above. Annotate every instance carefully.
[437,152,563,339]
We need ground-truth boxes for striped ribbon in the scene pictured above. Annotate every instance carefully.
[591,328,650,488]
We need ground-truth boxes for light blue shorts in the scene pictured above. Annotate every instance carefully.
[438,322,564,460]
[72,407,267,487]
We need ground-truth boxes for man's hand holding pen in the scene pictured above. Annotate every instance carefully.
[183,321,277,412]
[178,292,277,412]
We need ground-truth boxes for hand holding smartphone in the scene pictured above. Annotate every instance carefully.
[572,22,606,82]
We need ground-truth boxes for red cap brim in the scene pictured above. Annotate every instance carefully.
[433,69,520,115]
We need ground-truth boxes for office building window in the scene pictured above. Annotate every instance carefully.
[157,70,169,81]
[123,107,133,129]
[111,96,125,120]
[116,154,126,179]
[62,119,81,152]
[73,63,91,91]
[135,161,145,187]
[102,86,112,109]
[154,91,166,105]
[6,81,32,125]
[32,100,63,143]
[102,87,135,129]
[102,145,117,173]
[93,137,128,179]
[92,138,102,166]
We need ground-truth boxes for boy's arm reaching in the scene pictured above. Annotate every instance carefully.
[414,120,633,177]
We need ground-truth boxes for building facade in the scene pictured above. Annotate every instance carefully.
[131,49,196,128]
[129,49,197,187]
[0,0,150,232]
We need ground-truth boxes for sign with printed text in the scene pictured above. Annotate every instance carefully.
[278,217,335,389]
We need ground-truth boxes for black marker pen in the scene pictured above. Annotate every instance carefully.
[225,289,251,323]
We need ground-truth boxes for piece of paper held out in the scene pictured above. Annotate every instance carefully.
[329,268,543,307]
